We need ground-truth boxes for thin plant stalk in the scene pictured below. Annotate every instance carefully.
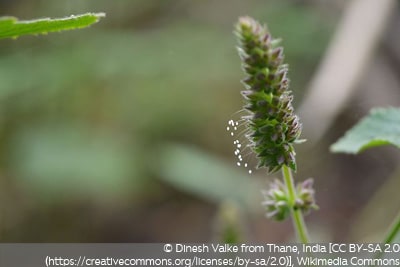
[383,211,400,244]
[282,165,310,243]
[374,212,400,261]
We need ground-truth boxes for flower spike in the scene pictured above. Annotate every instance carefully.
[235,16,302,173]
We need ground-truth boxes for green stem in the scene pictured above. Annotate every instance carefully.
[374,212,400,261]
[282,165,310,243]
[383,211,400,244]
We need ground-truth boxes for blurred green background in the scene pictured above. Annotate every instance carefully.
[1,0,399,242]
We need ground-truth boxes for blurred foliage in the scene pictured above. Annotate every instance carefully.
[0,0,336,241]
[10,123,139,200]
[158,144,263,211]
[214,201,245,244]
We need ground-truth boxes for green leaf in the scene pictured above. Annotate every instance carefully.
[0,13,105,39]
[330,107,400,154]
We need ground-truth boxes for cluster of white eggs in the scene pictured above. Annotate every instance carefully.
[227,119,253,174]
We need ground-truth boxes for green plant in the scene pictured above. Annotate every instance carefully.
[234,16,316,243]
[0,13,105,39]
[233,16,400,249]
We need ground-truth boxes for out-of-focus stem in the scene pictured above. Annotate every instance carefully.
[383,211,400,244]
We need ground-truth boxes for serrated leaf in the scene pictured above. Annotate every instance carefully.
[330,107,400,154]
[0,13,105,39]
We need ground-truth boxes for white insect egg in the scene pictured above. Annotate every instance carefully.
[227,115,256,172]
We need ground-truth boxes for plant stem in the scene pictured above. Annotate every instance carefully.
[373,211,400,261]
[383,211,400,244]
[282,165,310,243]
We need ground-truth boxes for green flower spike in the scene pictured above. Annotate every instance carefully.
[235,16,302,173]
